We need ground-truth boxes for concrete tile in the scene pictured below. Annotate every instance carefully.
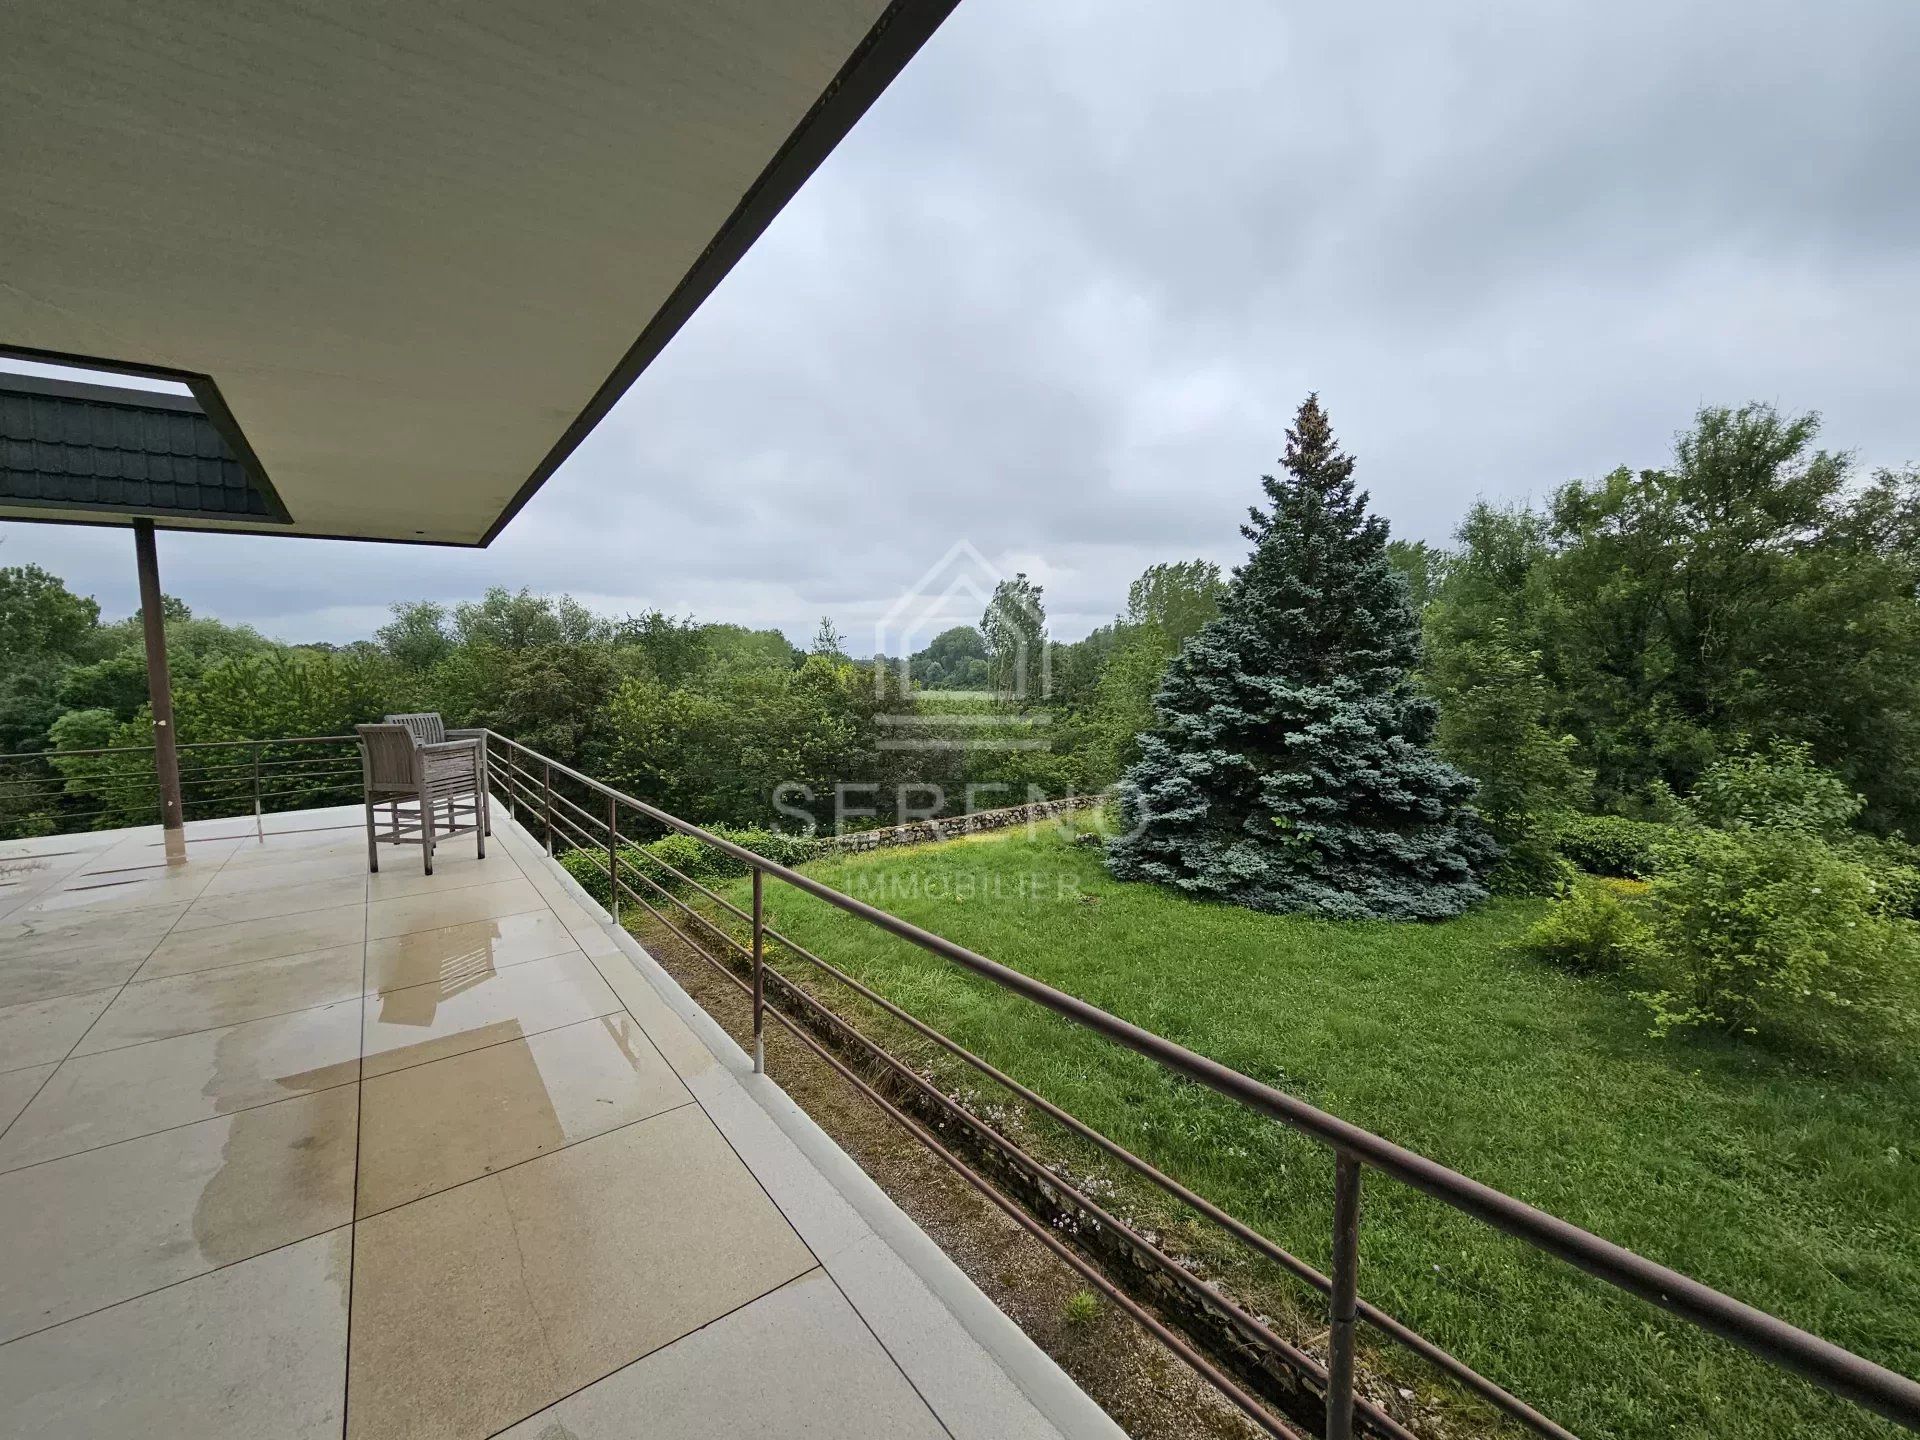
[0,1087,357,1343]
[827,1233,1071,1440]
[346,1106,814,1440]
[0,986,117,1070]
[196,850,371,895]
[173,877,367,932]
[355,1013,689,1216]
[360,950,618,1078]
[77,945,364,1055]
[261,807,364,833]
[690,1072,873,1266]
[367,848,522,901]
[78,840,241,874]
[0,1227,351,1440]
[0,1064,54,1130]
[0,943,151,1010]
[587,950,718,1082]
[139,904,366,980]
[0,1000,361,1171]
[12,866,217,919]
[362,909,578,995]
[0,852,96,922]
[365,877,544,939]
[495,1270,944,1439]
[220,834,367,871]
[0,834,116,862]
[0,906,186,1005]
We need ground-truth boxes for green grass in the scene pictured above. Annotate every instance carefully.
[711,822,1918,1440]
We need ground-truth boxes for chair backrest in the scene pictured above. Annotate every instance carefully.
[386,712,447,745]
[358,724,420,788]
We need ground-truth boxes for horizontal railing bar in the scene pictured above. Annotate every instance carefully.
[0,735,355,761]
[747,916,1571,1438]
[480,729,1920,1429]
[742,934,1412,1436]
[543,800,1564,1436]
[620,847,756,926]
[680,926,1309,1440]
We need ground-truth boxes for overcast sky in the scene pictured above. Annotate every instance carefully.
[4,0,1917,648]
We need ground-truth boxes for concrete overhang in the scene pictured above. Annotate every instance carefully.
[0,0,954,545]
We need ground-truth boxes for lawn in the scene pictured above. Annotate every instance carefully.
[709,820,1918,1440]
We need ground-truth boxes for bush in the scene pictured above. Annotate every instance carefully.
[1637,829,1920,1053]
[559,825,817,906]
[1489,832,1578,897]
[1551,813,1681,878]
[1686,741,1863,839]
[1524,881,1654,974]
[1840,834,1920,919]
[558,845,645,906]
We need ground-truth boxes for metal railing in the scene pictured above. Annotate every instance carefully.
[477,730,1920,1440]
[0,736,362,839]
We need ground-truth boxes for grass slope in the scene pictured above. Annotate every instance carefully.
[724,823,1916,1440]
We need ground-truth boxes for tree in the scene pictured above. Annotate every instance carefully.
[1107,395,1494,920]
[1081,560,1226,784]
[451,588,605,651]
[980,574,1047,705]
[809,616,847,660]
[1385,540,1448,613]
[1424,502,1586,891]
[1429,621,1584,892]
[1125,561,1225,642]
[378,601,453,671]
[910,626,989,690]
[0,566,103,752]
[0,566,101,655]
[611,610,707,686]
[1539,405,1920,830]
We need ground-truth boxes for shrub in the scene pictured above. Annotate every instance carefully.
[1686,741,1864,839]
[1637,829,1920,1053]
[1524,881,1654,975]
[1551,813,1680,878]
[647,826,818,882]
[558,845,644,906]
[1489,833,1578,897]
[1840,835,1920,919]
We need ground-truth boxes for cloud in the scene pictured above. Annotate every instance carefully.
[5,0,1916,643]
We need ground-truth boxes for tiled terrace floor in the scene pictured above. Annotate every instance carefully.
[0,805,1121,1440]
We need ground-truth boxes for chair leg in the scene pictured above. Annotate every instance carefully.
[475,787,486,860]
[421,786,436,876]
[364,794,379,873]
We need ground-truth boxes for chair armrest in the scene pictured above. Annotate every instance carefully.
[418,738,482,756]
[446,728,486,742]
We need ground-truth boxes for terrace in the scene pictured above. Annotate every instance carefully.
[8,733,1918,1439]
[3,4,1919,1437]
[0,794,1116,1439]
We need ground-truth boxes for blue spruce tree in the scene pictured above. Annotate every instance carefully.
[1106,395,1495,919]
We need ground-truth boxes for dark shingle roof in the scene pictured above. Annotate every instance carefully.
[0,374,277,520]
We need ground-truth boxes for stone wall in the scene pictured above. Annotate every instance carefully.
[815,796,1100,854]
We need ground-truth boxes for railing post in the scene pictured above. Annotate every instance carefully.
[1327,1155,1362,1440]
[251,741,263,840]
[543,760,554,855]
[607,794,620,923]
[751,866,765,1075]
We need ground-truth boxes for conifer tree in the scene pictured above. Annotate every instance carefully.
[1106,395,1494,919]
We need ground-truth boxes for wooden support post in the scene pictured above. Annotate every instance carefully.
[132,520,184,849]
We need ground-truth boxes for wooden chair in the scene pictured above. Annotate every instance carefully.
[356,722,487,875]
[386,713,490,835]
